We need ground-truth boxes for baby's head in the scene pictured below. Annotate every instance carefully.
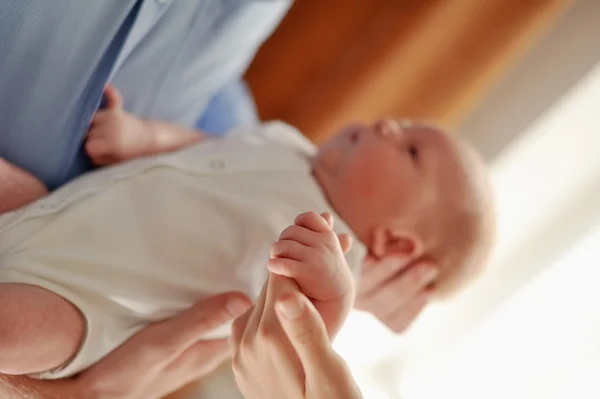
[312,120,495,296]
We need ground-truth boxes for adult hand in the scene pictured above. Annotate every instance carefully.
[355,256,438,333]
[231,274,363,399]
[1,292,251,399]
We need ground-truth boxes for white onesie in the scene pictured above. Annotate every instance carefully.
[0,122,365,379]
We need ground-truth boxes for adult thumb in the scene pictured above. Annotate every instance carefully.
[275,291,334,368]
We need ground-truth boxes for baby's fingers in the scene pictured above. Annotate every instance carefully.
[270,239,308,260]
[89,109,111,129]
[266,258,301,278]
[338,234,352,254]
[294,212,331,233]
[103,84,123,111]
[278,224,320,247]
[320,212,334,229]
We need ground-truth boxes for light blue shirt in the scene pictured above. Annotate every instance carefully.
[0,0,290,190]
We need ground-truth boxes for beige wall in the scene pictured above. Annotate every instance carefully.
[393,0,600,389]
[460,0,600,161]
[246,0,572,143]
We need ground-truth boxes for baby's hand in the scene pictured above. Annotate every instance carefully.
[85,85,149,165]
[268,211,354,338]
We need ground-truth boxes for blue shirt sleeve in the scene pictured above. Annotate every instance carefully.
[0,0,290,190]
[196,79,260,137]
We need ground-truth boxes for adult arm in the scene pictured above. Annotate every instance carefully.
[0,292,251,399]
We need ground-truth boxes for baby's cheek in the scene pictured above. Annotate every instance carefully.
[342,170,379,204]
[338,147,399,212]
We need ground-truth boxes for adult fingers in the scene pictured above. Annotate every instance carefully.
[77,293,250,399]
[240,276,270,348]
[384,290,431,333]
[357,258,433,298]
[357,256,411,297]
[103,84,123,110]
[356,262,437,312]
[230,306,253,352]
[275,290,334,370]
[151,339,230,399]
[165,338,230,378]
[263,275,310,393]
[137,292,251,368]
[260,273,300,334]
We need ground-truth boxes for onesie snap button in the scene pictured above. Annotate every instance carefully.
[209,160,226,170]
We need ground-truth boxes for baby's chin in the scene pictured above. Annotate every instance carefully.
[316,124,363,163]
[311,142,341,178]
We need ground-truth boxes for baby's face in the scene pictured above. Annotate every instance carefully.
[313,120,465,244]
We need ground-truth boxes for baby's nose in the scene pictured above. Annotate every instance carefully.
[373,119,405,138]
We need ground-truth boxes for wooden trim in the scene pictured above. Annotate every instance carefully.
[247,0,575,142]
[164,2,574,397]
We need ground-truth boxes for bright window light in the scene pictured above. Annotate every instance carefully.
[396,59,600,399]
[489,61,600,265]
[335,52,600,399]
[400,226,600,399]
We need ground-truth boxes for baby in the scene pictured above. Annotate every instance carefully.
[0,86,494,379]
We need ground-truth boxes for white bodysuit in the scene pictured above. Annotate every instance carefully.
[0,122,365,379]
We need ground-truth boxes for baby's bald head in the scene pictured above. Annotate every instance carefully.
[313,120,495,297]
[406,135,495,297]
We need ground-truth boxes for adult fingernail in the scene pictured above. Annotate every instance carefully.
[227,297,250,316]
[276,298,303,320]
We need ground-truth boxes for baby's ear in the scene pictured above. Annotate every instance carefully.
[371,227,423,259]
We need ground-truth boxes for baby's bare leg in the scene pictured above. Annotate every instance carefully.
[0,158,48,214]
[0,283,84,375]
